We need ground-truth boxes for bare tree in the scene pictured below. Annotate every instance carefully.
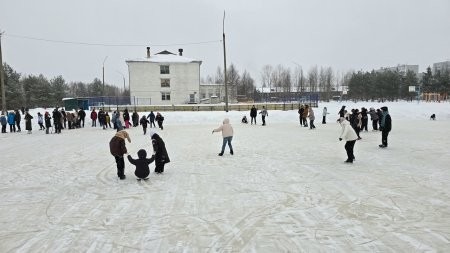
[261,65,273,90]
[307,66,318,92]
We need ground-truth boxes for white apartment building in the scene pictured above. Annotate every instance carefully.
[377,64,419,76]
[433,61,450,74]
[126,48,202,105]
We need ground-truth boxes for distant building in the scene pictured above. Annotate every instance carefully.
[376,64,419,76]
[433,61,450,74]
[126,48,202,105]
[199,83,224,103]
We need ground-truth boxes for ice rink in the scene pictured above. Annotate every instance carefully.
[1,102,449,252]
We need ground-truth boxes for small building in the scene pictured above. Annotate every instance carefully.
[126,48,202,105]
[433,61,450,74]
[63,98,89,111]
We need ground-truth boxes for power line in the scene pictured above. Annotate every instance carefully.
[4,33,222,47]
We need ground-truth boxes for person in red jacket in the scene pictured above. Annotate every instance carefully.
[91,108,98,127]
[109,130,131,180]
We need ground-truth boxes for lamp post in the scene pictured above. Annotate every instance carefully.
[102,56,108,96]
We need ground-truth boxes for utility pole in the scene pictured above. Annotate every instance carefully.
[102,56,108,97]
[0,31,6,114]
[223,11,228,112]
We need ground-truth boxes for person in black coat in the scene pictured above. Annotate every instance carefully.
[147,111,156,128]
[250,105,257,125]
[149,130,170,174]
[78,108,86,127]
[379,106,392,148]
[24,111,33,133]
[132,111,139,127]
[338,105,346,118]
[155,112,164,130]
[14,109,22,132]
[127,149,155,180]
[44,111,52,134]
[140,115,150,135]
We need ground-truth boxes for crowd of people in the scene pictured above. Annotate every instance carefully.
[2,103,394,181]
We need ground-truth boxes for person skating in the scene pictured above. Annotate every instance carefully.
[369,107,379,131]
[14,109,21,132]
[149,130,170,173]
[298,105,305,126]
[132,111,139,127]
[140,115,150,134]
[109,130,131,180]
[155,112,164,130]
[78,108,86,127]
[44,111,52,134]
[379,106,392,148]
[37,112,45,130]
[302,105,309,127]
[90,108,98,127]
[24,110,33,134]
[338,117,358,163]
[0,113,7,133]
[250,105,257,125]
[212,118,234,156]
[322,107,329,124]
[308,106,316,129]
[7,111,16,133]
[127,149,155,180]
[259,106,268,126]
[147,111,156,128]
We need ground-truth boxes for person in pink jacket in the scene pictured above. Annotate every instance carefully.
[212,118,234,156]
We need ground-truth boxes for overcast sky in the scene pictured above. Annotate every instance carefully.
[1,0,449,88]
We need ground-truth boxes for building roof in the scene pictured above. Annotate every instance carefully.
[126,50,201,64]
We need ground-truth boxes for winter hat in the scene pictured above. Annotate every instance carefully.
[381,106,388,112]
[137,149,147,159]
[115,130,131,143]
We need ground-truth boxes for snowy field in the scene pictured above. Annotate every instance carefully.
[1,101,450,252]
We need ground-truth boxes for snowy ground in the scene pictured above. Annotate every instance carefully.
[1,101,450,252]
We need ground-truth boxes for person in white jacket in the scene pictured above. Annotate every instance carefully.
[338,117,358,163]
[212,118,234,156]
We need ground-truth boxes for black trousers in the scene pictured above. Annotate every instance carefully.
[310,119,315,129]
[1,125,6,133]
[345,140,356,160]
[16,122,21,131]
[262,116,266,125]
[115,156,125,177]
[361,118,368,131]
[9,124,16,132]
[322,116,326,124]
[251,116,256,124]
[155,162,165,173]
[382,130,389,147]
[372,120,378,130]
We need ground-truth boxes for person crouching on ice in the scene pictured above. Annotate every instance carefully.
[109,130,131,180]
[212,118,234,156]
[127,149,154,181]
[338,117,358,163]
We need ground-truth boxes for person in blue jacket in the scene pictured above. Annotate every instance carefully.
[0,113,7,133]
[7,111,16,133]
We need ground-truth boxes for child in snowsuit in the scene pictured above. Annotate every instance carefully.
[0,113,7,133]
[241,115,248,124]
[109,130,131,180]
[127,149,155,180]
[212,118,234,156]
[140,115,150,135]
[149,130,170,173]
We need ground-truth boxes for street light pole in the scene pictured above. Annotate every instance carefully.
[223,11,228,112]
[102,56,108,96]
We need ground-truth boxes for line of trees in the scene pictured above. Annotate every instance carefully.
[1,63,127,110]
[347,67,450,101]
[203,64,450,102]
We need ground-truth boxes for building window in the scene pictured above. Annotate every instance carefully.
[161,79,170,88]
[201,93,206,99]
[160,65,170,74]
[161,92,171,101]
